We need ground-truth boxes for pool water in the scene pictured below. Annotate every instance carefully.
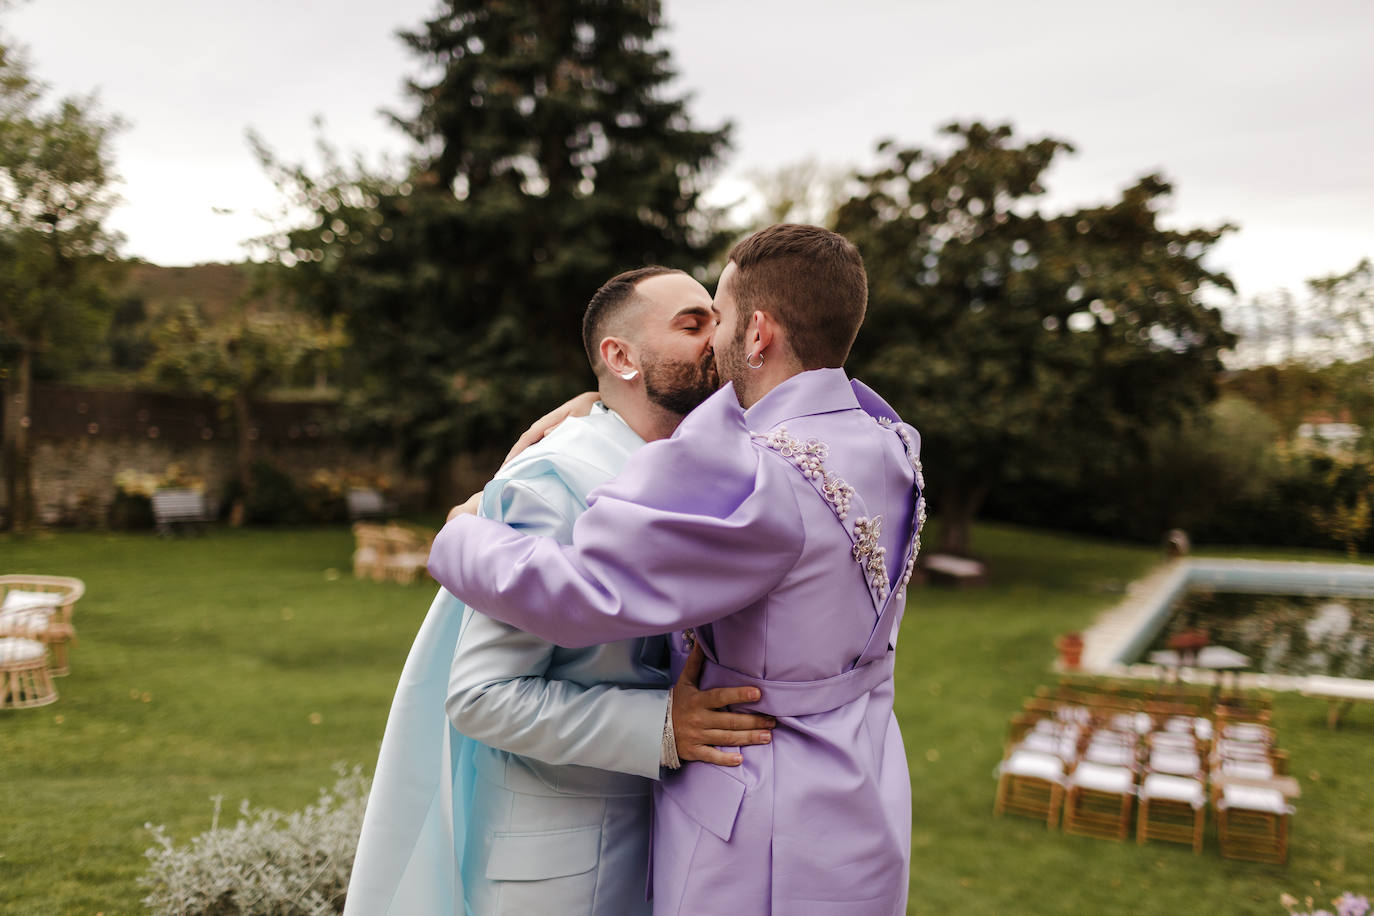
[1148,591,1374,679]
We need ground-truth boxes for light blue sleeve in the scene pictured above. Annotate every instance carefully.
[445,474,669,781]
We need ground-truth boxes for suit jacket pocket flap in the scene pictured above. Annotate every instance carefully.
[659,762,747,842]
[485,824,602,881]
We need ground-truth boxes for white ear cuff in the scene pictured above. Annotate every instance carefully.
[620,369,639,381]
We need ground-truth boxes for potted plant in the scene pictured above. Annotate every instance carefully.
[1056,632,1084,670]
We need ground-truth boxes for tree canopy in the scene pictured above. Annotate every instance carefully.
[835,122,1236,554]
[0,34,122,528]
[259,0,730,472]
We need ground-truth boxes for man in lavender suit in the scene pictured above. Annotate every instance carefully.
[429,224,925,915]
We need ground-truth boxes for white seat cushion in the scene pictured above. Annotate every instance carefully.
[1070,762,1135,793]
[1221,758,1275,780]
[1149,749,1201,776]
[1150,732,1197,750]
[1085,742,1136,768]
[1000,749,1065,783]
[1164,715,1213,739]
[1222,723,1271,743]
[1110,712,1153,734]
[1017,732,1079,761]
[1220,784,1289,814]
[1216,738,1269,760]
[1141,773,1205,807]
[0,636,47,664]
[0,608,54,637]
[1,590,63,612]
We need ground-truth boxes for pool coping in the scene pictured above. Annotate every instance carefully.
[1076,557,1374,692]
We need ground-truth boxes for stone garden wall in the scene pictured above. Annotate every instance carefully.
[5,384,424,526]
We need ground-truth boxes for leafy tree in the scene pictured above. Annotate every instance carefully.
[143,300,344,523]
[835,122,1235,556]
[1226,258,1374,367]
[1307,458,1373,558]
[744,158,848,229]
[0,36,122,529]
[1222,261,1374,450]
[258,0,730,474]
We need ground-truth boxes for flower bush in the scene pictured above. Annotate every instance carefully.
[1280,890,1371,916]
[140,765,369,916]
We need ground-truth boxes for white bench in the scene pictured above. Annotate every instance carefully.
[151,489,210,535]
[1301,675,1374,729]
[346,488,391,520]
[922,553,988,587]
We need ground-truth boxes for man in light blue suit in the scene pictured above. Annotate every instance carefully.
[344,267,775,916]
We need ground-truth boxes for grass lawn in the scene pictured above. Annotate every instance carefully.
[2,522,1370,915]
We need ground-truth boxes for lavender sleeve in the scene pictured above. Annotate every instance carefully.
[428,387,806,647]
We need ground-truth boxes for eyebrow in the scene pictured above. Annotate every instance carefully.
[673,305,713,321]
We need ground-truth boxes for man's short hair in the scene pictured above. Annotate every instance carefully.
[727,224,867,368]
[581,265,682,374]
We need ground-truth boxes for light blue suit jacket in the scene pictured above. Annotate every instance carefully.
[344,405,666,916]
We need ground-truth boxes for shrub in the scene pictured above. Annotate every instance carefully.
[140,765,368,916]
[108,490,155,530]
[240,461,308,526]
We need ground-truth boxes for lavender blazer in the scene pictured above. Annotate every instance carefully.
[428,368,925,915]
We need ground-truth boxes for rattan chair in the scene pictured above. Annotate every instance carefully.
[0,575,84,676]
[351,523,434,584]
[0,637,58,708]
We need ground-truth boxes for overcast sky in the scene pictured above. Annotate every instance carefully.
[6,0,1371,300]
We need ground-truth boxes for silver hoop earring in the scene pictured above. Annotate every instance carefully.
[746,352,764,370]
[620,369,638,381]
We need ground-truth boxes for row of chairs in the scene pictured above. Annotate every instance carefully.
[0,575,84,709]
[994,682,1294,863]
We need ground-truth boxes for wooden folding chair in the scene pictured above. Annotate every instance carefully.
[1216,782,1292,864]
[1063,760,1136,841]
[1137,772,1206,852]
[994,748,1067,828]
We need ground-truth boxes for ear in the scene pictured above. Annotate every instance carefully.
[750,310,779,359]
[599,336,637,380]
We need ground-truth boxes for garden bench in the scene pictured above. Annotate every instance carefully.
[921,553,987,587]
[1300,675,1374,729]
[346,487,393,520]
[151,488,210,535]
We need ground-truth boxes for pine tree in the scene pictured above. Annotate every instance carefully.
[263,0,730,472]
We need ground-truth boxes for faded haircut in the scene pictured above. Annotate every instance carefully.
[581,265,683,374]
[727,224,867,368]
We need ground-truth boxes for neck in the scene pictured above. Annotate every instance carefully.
[734,360,804,410]
[598,382,682,442]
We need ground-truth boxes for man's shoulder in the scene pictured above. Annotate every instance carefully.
[502,406,641,480]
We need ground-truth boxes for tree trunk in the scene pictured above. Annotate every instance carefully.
[934,482,989,557]
[2,348,34,531]
[230,391,254,527]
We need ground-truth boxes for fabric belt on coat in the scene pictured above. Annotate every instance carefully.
[696,651,895,718]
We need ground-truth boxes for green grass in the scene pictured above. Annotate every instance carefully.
[1,523,1370,914]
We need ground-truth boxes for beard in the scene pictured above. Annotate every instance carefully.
[642,346,720,417]
[713,319,750,388]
